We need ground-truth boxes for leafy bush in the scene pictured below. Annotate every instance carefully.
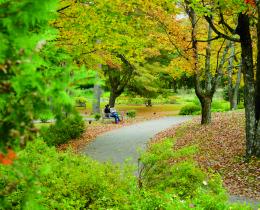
[75,97,87,107]
[94,113,101,121]
[0,140,250,210]
[179,104,201,115]
[126,110,136,118]
[211,100,229,112]
[138,139,251,209]
[37,110,53,123]
[167,96,177,104]
[128,98,144,105]
[237,103,244,109]
[41,114,85,146]
[0,140,137,210]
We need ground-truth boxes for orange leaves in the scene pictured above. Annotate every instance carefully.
[0,149,17,165]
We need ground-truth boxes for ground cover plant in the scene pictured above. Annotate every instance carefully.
[0,139,251,210]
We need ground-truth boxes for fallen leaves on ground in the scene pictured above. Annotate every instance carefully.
[153,111,260,200]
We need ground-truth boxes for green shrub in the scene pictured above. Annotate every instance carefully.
[237,103,244,109]
[94,113,101,121]
[0,139,249,210]
[138,139,251,209]
[37,110,53,123]
[179,104,201,115]
[41,114,85,146]
[0,140,137,210]
[211,100,229,112]
[75,96,87,107]
[126,97,144,105]
[167,96,177,104]
[126,110,136,118]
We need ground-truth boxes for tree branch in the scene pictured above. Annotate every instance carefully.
[196,35,220,42]
[204,15,240,42]
[219,11,236,34]
[57,5,71,13]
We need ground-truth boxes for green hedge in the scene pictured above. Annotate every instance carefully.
[41,114,85,146]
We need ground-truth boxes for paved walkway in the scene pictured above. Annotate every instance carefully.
[83,116,191,165]
[83,116,259,208]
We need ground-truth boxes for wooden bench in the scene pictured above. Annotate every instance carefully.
[101,112,124,123]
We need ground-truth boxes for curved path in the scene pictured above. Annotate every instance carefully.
[83,116,191,165]
[83,116,259,208]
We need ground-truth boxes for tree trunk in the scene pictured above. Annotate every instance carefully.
[236,13,258,158]
[92,65,102,114]
[231,62,242,110]
[198,96,212,124]
[254,5,260,156]
[227,42,241,110]
[92,83,101,114]
[109,91,118,107]
[227,41,235,110]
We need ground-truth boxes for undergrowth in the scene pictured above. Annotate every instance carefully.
[0,139,251,209]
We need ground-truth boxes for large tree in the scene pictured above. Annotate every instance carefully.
[55,0,162,108]
[183,1,231,124]
[189,0,260,157]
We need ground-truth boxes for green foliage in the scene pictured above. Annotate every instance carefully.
[237,103,244,109]
[0,0,78,150]
[126,110,136,118]
[179,104,201,115]
[41,114,85,146]
[211,100,229,112]
[94,113,101,121]
[138,138,251,209]
[139,139,203,198]
[0,139,250,210]
[179,97,230,115]
[0,140,137,210]
[36,109,53,123]
[75,96,87,107]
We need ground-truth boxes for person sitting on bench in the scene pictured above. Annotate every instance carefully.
[104,104,111,118]
[104,104,120,124]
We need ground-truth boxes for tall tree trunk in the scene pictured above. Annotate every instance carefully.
[92,83,101,114]
[200,23,213,124]
[109,91,118,107]
[227,42,242,110]
[185,2,230,125]
[231,61,242,110]
[254,5,260,156]
[200,96,212,124]
[236,13,257,158]
[92,65,102,114]
[186,1,211,125]
[227,41,235,110]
